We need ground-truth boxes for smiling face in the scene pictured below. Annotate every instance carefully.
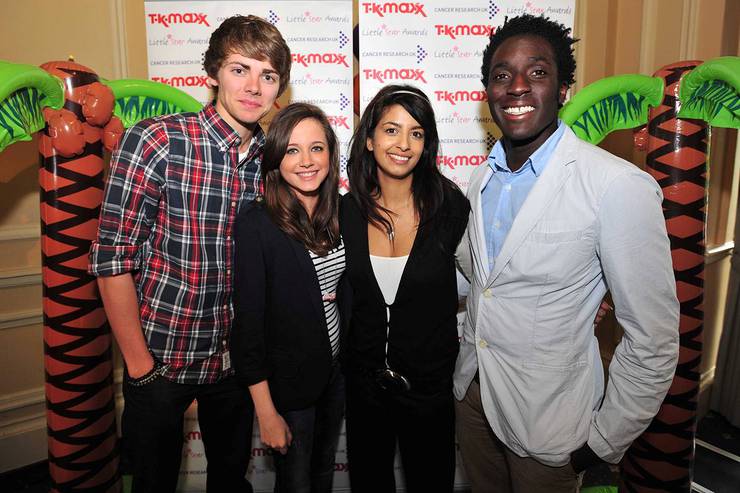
[279,118,331,215]
[366,104,425,183]
[486,34,568,153]
[208,53,281,137]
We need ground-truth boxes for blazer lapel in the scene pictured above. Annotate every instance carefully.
[393,217,423,304]
[288,237,327,329]
[486,130,578,287]
[468,165,493,276]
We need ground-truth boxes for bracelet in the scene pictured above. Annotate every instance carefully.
[127,360,169,387]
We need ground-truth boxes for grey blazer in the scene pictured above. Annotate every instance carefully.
[454,126,679,466]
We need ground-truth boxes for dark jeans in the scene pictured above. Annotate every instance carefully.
[345,371,455,493]
[273,362,345,493]
[121,372,254,493]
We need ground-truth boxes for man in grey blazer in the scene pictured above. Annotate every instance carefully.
[454,14,680,492]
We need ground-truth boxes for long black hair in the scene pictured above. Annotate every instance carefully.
[347,84,459,236]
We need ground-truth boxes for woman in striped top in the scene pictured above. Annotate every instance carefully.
[231,103,346,493]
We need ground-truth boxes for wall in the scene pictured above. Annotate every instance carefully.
[574,0,740,418]
[0,0,737,473]
[0,0,144,472]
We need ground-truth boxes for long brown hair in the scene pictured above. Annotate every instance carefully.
[262,103,340,256]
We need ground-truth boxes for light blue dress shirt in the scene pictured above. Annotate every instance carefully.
[481,121,566,271]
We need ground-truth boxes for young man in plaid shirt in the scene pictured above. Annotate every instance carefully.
[89,15,291,493]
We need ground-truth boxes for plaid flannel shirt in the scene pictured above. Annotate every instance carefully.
[89,104,263,384]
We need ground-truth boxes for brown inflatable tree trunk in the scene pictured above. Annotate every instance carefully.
[38,60,120,493]
[621,61,707,493]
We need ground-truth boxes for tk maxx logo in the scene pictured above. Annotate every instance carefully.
[292,53,349,67]
[148,13,210,27]
[361,2,427,17]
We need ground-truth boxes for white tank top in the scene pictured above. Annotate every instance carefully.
[370,254,409,306]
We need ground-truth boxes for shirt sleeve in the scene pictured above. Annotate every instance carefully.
[88,121,169,277]
[588,170,680,463]
[231,209,271,388]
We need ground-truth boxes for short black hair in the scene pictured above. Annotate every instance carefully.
[481,14,578,89]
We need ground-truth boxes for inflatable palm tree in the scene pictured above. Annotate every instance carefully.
[560,56,740,492]
[0,59,201,493]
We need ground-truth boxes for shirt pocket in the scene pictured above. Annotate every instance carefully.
[526,229,583,243]
[519,222,595,284]
[525,219,588,243]
[518,361,590,455]
[272,350,304,380]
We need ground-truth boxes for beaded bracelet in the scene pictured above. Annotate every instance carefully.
[127,360,169,387]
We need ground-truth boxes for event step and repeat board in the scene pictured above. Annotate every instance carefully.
[359,0,573,190]
[145,0,355,192]
[144,1,574,491]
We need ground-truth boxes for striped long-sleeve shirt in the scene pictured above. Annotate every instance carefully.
[309,240,345,359]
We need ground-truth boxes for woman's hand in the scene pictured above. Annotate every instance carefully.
[594,300,613,326]
[248,380,292,454]
[258,411,292,455]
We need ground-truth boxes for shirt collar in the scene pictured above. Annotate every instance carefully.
[199,103,265,154]
[488,120,566,176]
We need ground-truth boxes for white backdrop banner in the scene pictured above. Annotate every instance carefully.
[145,3,353,491]
[358,0,575,191]
[143,1,575,491]
[176,403,349,492]
[358,9,577,487]
[144,0,354,192]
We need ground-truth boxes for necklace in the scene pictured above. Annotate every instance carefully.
[378,194,412,243]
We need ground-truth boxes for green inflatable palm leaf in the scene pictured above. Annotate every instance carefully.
[559,75,664,145]
[102,79,202,128]
[678,57,740,128]
[0,61,64,153]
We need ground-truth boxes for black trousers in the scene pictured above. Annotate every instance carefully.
[273,363,345,493]
[121,373,254,493]
[344,371,455,493]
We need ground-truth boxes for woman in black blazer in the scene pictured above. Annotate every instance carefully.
[232,103,345,493]
[341,85,470,492]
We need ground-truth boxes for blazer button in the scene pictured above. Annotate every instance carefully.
[479,339,488,348]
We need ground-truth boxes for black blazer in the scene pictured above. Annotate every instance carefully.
[231,201,344,411]
[339,188,470,386]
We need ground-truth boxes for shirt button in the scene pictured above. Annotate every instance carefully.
[226,235,232,241]
[504,184,512,191]
[231,201,236,207]
[227,269,231,275]
[483,289,492,298]
[479,339,488,348]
